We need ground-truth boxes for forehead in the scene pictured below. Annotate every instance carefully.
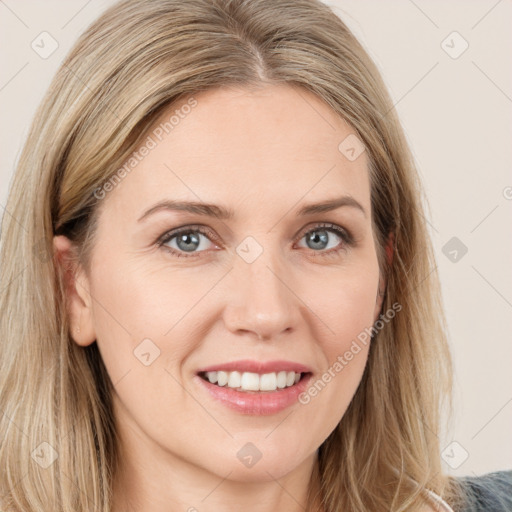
[103,84,371,222]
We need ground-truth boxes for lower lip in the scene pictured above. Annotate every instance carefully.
[194,373,313,415]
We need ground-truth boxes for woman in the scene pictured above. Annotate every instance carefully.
[0,0,510,510]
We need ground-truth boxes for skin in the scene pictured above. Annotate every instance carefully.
[53,83,431,511]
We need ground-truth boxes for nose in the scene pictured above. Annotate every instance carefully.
[222,243,302,341]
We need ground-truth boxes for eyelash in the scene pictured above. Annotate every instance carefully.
[156,223,354,260]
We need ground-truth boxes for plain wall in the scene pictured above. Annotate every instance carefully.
[1,0,511,477]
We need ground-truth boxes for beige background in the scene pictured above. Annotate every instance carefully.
[1,0,511,477]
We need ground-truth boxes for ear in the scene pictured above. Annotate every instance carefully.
[373,232,394,321]
[53,235,96,347]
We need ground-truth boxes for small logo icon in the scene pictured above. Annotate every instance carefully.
[236,442,263,468]
[338,134,365,161]
[236,236,263,264]
[441,441,469,469]
[133,338,161,366]
[31,31,59,59]
[442,237,468,263]
[441,31,469,59]
[31,442,58,468]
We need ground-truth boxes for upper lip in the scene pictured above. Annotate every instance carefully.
[196,359,312,374]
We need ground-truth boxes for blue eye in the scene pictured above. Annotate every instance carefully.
[297,223,352,257]
[158,226,217,257]
[157,223,353,259]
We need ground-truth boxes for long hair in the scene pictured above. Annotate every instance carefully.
[0,0,462,510]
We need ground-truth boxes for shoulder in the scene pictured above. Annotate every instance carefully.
[455,470,512,512]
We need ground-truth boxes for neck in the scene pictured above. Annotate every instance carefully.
[111,433,324,512]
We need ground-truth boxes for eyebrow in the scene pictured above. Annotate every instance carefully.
[137,195,367,222]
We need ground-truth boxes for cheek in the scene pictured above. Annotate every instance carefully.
[295,261,379,435]
[308,260,380,353]
[86,252,179,375]
[87,252,229,390]
[87,257,206,430]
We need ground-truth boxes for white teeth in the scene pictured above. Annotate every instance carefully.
[241,372,260,391]
[203,370,303,392]
[260,372,277,391]
[228,371,241,388]
[276,371,287,388]
[217,371,228,386]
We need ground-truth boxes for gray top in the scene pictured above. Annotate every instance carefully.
[457,470,512,511]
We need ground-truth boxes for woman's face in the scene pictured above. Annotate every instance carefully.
[63,84,385,484]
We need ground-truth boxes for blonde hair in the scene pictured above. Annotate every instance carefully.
[0,0,463,510]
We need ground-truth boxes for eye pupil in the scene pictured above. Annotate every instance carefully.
[177,232,200,252]
[307,230,329,250]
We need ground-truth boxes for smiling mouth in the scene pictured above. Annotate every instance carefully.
[198,370,310,393]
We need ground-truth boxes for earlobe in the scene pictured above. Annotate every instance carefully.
[53,235,96,347]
